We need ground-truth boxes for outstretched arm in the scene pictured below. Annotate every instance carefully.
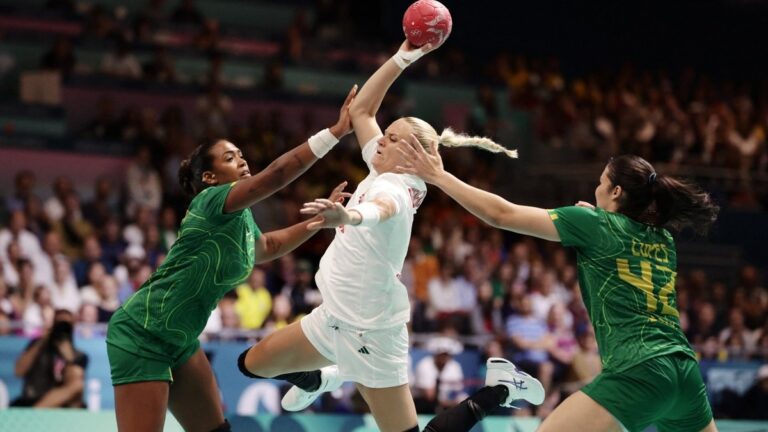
[396,136,560,242]
[253,182,351,263]
[349,41,439,149]
[299,196,399,229]
[224,85,357,213]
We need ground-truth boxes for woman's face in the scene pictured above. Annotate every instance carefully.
[372,118,414,173]
[594,166,620,211]
[203,140,251,186]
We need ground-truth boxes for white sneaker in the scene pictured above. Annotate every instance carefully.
[485,357,545,407]
[281,365,343,412]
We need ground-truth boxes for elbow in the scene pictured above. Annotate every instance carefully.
[348,100,372,119]
[14,365,26,378]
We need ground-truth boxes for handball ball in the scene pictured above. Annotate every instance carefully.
[402,0,452,47]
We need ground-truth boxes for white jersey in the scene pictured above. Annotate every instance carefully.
[316,136,427,329]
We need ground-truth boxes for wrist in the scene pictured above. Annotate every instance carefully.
[351,202,381,227]
[308,128,339,158]
[328,124,343,139]
[392,47,425,70]
[347,210,362,226]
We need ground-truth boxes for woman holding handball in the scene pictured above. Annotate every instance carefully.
[397,139,720,431]
[237,5,546,432]
[105,86,357,432]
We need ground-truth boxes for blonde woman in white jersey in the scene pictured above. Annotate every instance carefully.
[238,40,542,432]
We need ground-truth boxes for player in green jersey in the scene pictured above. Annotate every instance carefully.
[106,85,357,432]
[397,142,720,432]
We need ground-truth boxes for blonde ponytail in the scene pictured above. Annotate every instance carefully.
[439,128,518,158]
[403,117,517,159]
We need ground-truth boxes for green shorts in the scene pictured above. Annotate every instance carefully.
[106,308,199,386]
[582,352,713,432]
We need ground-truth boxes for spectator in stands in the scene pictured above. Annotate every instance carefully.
[51,192,94,259]
[44,176,74,223]
[29,231,63,288]
[23,286,54,337]
[427,261,462,323]
[235,266,272,330]
[99,216,127,269]
[81,275,119,322]
[719,307,757,360]
[72,235,111,287]
[100,37,142,80]
[11,309,87,408]
[39,37,76,77]
[505,295,554,401]
[47,256,80,314]
[413,336,466,414]
[0,210,44,271]
[0,275,13,319]
[82,176,117,228]
[158,206,178,250]
[569,326,601,386]
[5,170,38,214]
[125,147,163,219]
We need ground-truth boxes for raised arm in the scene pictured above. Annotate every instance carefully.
[349,41,439,149]
[397,136,560,242]
[253,182,351,263]
[224,86,356,213]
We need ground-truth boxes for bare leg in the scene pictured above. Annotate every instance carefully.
[168,349,227,432]
[700,419,719,432]
[243,320,332,376]
[356,383,419,432]
[114,380,169,432]
[35,364,85,408]
[537,391,623,432]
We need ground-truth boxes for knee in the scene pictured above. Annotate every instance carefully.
[237,345,278,378]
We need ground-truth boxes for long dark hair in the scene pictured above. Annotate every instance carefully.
[606,155,719,234]
[178,141,217,197]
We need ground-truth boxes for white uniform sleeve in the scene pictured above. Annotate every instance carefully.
[414,357,437,390]
[361,135,382,169]
[366,173,411,216]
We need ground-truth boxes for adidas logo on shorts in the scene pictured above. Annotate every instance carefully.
[357,346,371,355]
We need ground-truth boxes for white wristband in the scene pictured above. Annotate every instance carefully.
[351,202,381,227]
[307,128,339,158]
[391,47,427,70]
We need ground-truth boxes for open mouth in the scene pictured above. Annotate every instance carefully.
[240,170,251,177]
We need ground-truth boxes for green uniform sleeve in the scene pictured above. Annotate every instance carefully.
[192,183,238,222]
[548,206,603,249]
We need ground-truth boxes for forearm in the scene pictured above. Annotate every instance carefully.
[256,218,320,263]
[432,172,513,229]
[349,59,403,118]
[14,341,45,377]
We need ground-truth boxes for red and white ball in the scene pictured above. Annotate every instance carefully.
[402,0,453,47]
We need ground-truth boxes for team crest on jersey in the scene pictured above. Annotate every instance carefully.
[408,188,426,209]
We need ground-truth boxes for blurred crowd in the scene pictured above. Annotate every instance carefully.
[1,0,767,420]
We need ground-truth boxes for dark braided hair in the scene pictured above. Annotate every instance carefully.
[178,141,218,197]
[606,155,719,235]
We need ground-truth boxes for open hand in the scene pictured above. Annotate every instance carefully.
[329,85,358,139]
[575,201,595,210]
[394,133,445,184]
[301,198,354,230]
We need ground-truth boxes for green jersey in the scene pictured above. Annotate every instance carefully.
[121,183,260,349]
[548,206,695,372]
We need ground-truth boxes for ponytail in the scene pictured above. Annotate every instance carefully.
[606,155,719,234]
[178,141,217,197]
[439,128,517,158]
[652,175,719,235]
[403,117,517,159]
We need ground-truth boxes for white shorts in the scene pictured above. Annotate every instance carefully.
[300,304,409,388]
